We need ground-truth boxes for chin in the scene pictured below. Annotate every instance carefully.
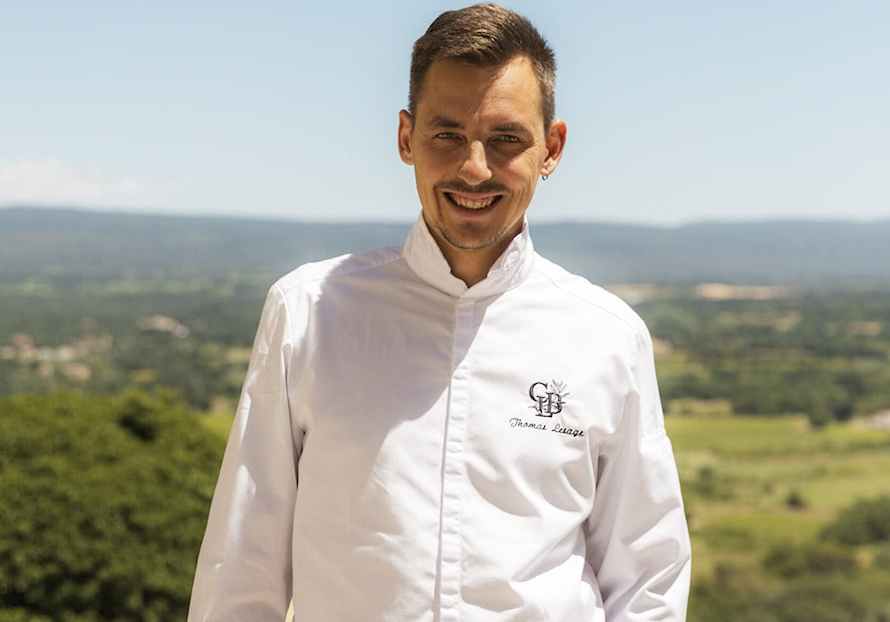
[441,222,511,252]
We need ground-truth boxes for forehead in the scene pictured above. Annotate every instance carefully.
[415,56,543,127]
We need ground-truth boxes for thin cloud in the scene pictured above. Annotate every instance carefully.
[0,158,179,209]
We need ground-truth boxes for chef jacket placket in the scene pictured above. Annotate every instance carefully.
[439,295,476,622]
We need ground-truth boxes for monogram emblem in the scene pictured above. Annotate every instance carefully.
[529,380,569,417]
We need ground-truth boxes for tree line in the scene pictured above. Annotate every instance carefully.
[637,288,890,426]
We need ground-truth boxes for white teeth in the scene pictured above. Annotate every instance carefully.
[450,194,496,209]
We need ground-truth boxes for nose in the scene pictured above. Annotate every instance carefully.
[458,140,492,185]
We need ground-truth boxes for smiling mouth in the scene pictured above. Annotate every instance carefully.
[446,192,501,210]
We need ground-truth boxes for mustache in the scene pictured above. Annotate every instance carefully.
[436,180,508,195]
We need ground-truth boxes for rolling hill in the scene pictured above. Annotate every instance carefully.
[2,206,889,286]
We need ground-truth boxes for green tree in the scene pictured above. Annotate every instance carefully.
[0,391,225,622]
[821,495,890,546]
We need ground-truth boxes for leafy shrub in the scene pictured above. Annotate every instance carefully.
[694,465,734,500]
[785,488,807,510]
[763,542,857,579]
[0,391,225,622]
[766,579,867,622]
[821,495,890,546]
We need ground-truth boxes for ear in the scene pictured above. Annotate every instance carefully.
[398,110,415,165]
[541,119,567,178]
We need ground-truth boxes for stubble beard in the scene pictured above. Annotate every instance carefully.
[432,217,510,252]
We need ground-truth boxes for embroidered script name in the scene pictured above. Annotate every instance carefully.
[509,417,585,437]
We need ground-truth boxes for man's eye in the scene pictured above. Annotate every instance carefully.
[496,135,521,143]
[436,132,460,140]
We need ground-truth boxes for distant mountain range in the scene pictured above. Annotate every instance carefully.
[2,206,889,287]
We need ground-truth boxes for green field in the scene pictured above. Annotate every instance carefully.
[670,412,889,563]
[659,408,890,620]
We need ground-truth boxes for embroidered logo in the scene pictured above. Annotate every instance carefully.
[529,380,569,417]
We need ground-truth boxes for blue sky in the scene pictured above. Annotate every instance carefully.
[1,0,887,225]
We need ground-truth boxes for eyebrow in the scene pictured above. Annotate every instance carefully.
[425,116,533,136]
[425,116,463,130]
[490,122,532,136]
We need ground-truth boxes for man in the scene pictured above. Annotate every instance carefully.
[189,4,691,621]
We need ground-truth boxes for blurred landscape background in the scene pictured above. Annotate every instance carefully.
[2,206,889,621]
[3,0,888,619]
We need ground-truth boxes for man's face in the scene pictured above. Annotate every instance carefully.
[398,56,566,272]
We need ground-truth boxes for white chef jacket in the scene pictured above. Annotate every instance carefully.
[189,216,691,622]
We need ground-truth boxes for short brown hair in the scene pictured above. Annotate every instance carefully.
[408,4,557,129]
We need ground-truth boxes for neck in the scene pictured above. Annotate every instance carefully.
[420,215,522,288]
[439,235,516,287]
[444,252,494,287]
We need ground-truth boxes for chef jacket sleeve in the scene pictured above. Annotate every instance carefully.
[188,283,302,621]
[585,327,692,622]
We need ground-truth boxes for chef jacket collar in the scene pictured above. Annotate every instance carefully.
[403,214,536,299]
